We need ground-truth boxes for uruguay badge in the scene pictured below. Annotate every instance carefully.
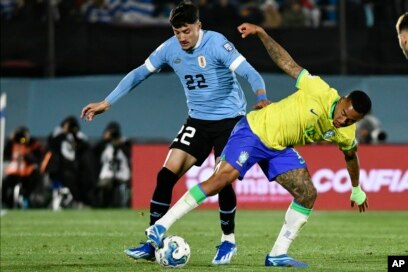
[198,55,206,68]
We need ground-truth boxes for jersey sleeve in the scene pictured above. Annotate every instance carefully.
[336,125,358,151]
[234,60,266,93]
[210,33,245,72]
[104,64,152,105]
[145,39,172,72]
[295,69,330,95]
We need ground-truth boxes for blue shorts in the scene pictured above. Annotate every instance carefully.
[221,117,307,181]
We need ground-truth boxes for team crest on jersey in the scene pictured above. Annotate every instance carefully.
[198,55,206,68]
[323,130,336,139]
[223,42,234,52]
[236,151,249,167]
[174,58,181,64]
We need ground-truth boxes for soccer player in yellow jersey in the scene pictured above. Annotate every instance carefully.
[144,22,372,268]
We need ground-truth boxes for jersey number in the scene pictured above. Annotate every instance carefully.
[185,74,208,90]
[174,125,196,146]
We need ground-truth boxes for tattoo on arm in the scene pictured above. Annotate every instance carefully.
[344,150,360,187]
[258,32,302,79]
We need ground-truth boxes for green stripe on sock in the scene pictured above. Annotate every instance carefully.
[290,201,312,216]
[189,184,207,204]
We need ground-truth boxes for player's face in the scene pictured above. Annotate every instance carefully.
[172,22,201,51]
[332,98,364,128]
[398,31,408,59]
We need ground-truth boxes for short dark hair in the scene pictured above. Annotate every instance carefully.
[348,90,372,115]
[169,1,199,28]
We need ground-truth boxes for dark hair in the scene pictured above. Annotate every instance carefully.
[61,115,80,132]
[169,1,199,28]
[13,126,29,143]
[105,121,121,139]
[348,90,372,115]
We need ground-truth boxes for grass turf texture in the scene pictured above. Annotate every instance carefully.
[1,210,407,271]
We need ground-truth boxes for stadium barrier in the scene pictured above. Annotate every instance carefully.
[132,144,408,210]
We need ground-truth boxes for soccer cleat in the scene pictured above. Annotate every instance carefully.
[265,254,308,268]
[124,242,155,261]
[145,224,166,248]
[212,241,237,265]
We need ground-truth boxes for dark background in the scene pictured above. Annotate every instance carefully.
[1,20,407,77]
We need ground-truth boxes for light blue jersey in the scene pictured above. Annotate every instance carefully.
[105,30,265,120]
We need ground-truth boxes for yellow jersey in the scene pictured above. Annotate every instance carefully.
[246,69,357,151]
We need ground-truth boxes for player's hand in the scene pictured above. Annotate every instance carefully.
[253,99,271,110]
[80,100,110,121]
[237,23,261,39]
[350,185,368,213]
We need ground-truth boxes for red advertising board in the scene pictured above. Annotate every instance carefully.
[132,144,408,210]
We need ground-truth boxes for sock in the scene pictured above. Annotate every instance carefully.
[156,184,207,230]
[270,201,312,256]
[221,233,235,244]
[218,184,236,235]
[150,167,179,225]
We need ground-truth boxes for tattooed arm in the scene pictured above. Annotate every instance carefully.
[237,23,302,80]
[343,148,368,212]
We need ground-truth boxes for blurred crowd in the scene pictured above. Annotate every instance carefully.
[2,116,132,210]
[1,0,407,28]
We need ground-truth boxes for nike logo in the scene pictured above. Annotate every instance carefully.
[310,109,318,116]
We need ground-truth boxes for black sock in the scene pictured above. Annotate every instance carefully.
[149,167,179,225]
[218,184,236,235]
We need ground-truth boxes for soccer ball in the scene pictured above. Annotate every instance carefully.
[155,235,191,268]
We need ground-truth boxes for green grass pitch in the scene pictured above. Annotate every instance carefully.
[1,209,407,271]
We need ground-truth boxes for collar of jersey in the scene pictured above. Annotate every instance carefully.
[329,97,340,120]
[192,30,204,50]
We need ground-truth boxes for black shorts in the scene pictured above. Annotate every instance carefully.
[170,116,243,166]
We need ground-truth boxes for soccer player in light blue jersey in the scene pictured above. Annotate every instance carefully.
[81,1,270,265]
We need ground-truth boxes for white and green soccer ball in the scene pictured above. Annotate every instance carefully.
[155,235,191,268]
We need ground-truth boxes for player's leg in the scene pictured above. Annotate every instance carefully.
[150,148,197,226]
[147,117,259,248]
[125,119,207,260]
[147,161,241,247]
[261,148,316,267]
[211,116,242,265]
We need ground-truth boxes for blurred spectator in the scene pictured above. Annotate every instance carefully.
[319,0,337,27]
[2,126,45,209]
[240,0,264,25]
[356,114,387,144]
[281,0,306,27]
[300,0,320,27]
[197,0,214,23]
[152,0,174,18]
[396,12,408,60]
[81,0,114,23]
[81,0,169,25]
[261,0,282,29]
[44,116,96,209]
[93,121,131,208]
[211,0,241,27]
[0,0,22,20]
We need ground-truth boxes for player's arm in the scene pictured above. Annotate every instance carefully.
[81,64,152,121]
[237,23,302,80]
[343,147,368,212]
[234,60,270,109]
